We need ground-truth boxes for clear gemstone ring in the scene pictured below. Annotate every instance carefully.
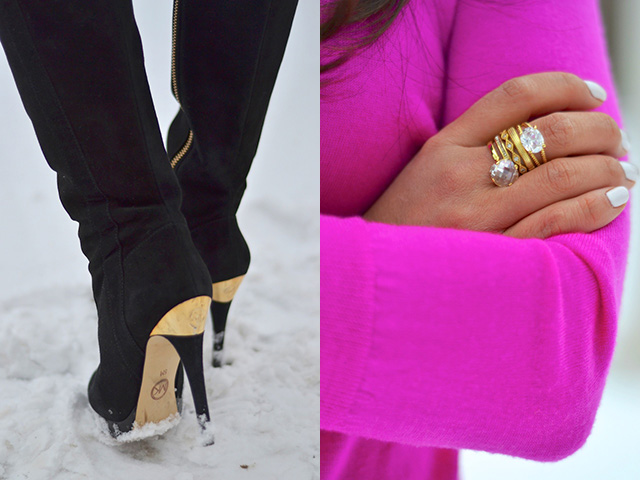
[488,123,548,187]
[519,123,547,164]
[490,158,519,187]
[520,126,544,153]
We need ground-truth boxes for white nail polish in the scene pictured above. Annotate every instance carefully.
[620,161,638,182]
[621,130,631,153]
[584,80,607,101]
[606,186,629,207]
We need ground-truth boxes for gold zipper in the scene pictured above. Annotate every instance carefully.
[170,0,194,170]
[171,0,181,102]
[170,130,193,169]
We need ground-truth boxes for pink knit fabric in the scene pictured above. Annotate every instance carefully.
[320,1,630,479]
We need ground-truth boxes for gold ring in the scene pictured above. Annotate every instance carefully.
[520,122,547,164]
[488,135,519,187]
[488,123,547,187]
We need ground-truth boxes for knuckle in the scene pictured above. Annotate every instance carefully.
[539,209,564,238]
[556,71,579,90]
[544,114,575,149]
[600,113,620,139]
[500,77,534,102]
[577,194,602,226]
[447,206,473,229]
[601,155,622,181]
[543,159,578,193]
[423,134,444,151]
[422,134,455,158]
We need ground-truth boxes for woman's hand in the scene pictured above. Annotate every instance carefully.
[363,72,636,239]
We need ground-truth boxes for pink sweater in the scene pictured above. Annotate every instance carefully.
[320,1,630,479]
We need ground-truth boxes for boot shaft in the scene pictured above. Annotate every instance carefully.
[0,0,213,349]
[167,0,298,280]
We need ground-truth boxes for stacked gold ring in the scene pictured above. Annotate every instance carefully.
[488,123,547,187]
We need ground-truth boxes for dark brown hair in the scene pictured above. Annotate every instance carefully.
[321,0,410,73]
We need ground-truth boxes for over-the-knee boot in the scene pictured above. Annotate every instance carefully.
[167,0,298,367]
[0,0,214,440]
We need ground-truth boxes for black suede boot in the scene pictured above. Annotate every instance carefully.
[167,0,298,367]
[0,0,213,440]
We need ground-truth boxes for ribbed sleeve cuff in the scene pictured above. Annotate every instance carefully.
[320,215,376,432]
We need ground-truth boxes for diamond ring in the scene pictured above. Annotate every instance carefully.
[519,123,547,164]
[488,123,547,187]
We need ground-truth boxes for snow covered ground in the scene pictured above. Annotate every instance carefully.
[0,1,319,479]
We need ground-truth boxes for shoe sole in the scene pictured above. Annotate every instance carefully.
[133,296,211,429]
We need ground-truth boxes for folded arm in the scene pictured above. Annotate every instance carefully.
[321,0,630,461]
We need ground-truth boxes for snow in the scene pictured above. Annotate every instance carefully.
[0,1,319,479]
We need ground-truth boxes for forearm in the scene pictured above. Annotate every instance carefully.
[321,212,628,460]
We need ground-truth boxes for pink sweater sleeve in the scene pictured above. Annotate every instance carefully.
[321,0,630,462]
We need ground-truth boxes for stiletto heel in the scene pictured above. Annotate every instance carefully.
[163,334,210,430]
[211,300,231,367]
[128,295,213,440]
[210,275,245,367]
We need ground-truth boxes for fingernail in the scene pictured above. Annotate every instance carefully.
[620,161,638,182]
[606,186,629,207]
[584,80,607,101]
[621,130,631,153]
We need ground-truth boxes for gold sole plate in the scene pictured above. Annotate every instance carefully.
[134,335,181,427]
[133,296,212,429]
[211,275,245,303]
[150,296,211,337]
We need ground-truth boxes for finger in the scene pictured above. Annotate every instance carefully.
[443,72,606,146]
[531,112,626,160]
[499,155,636,224]
[503,186,629,239]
